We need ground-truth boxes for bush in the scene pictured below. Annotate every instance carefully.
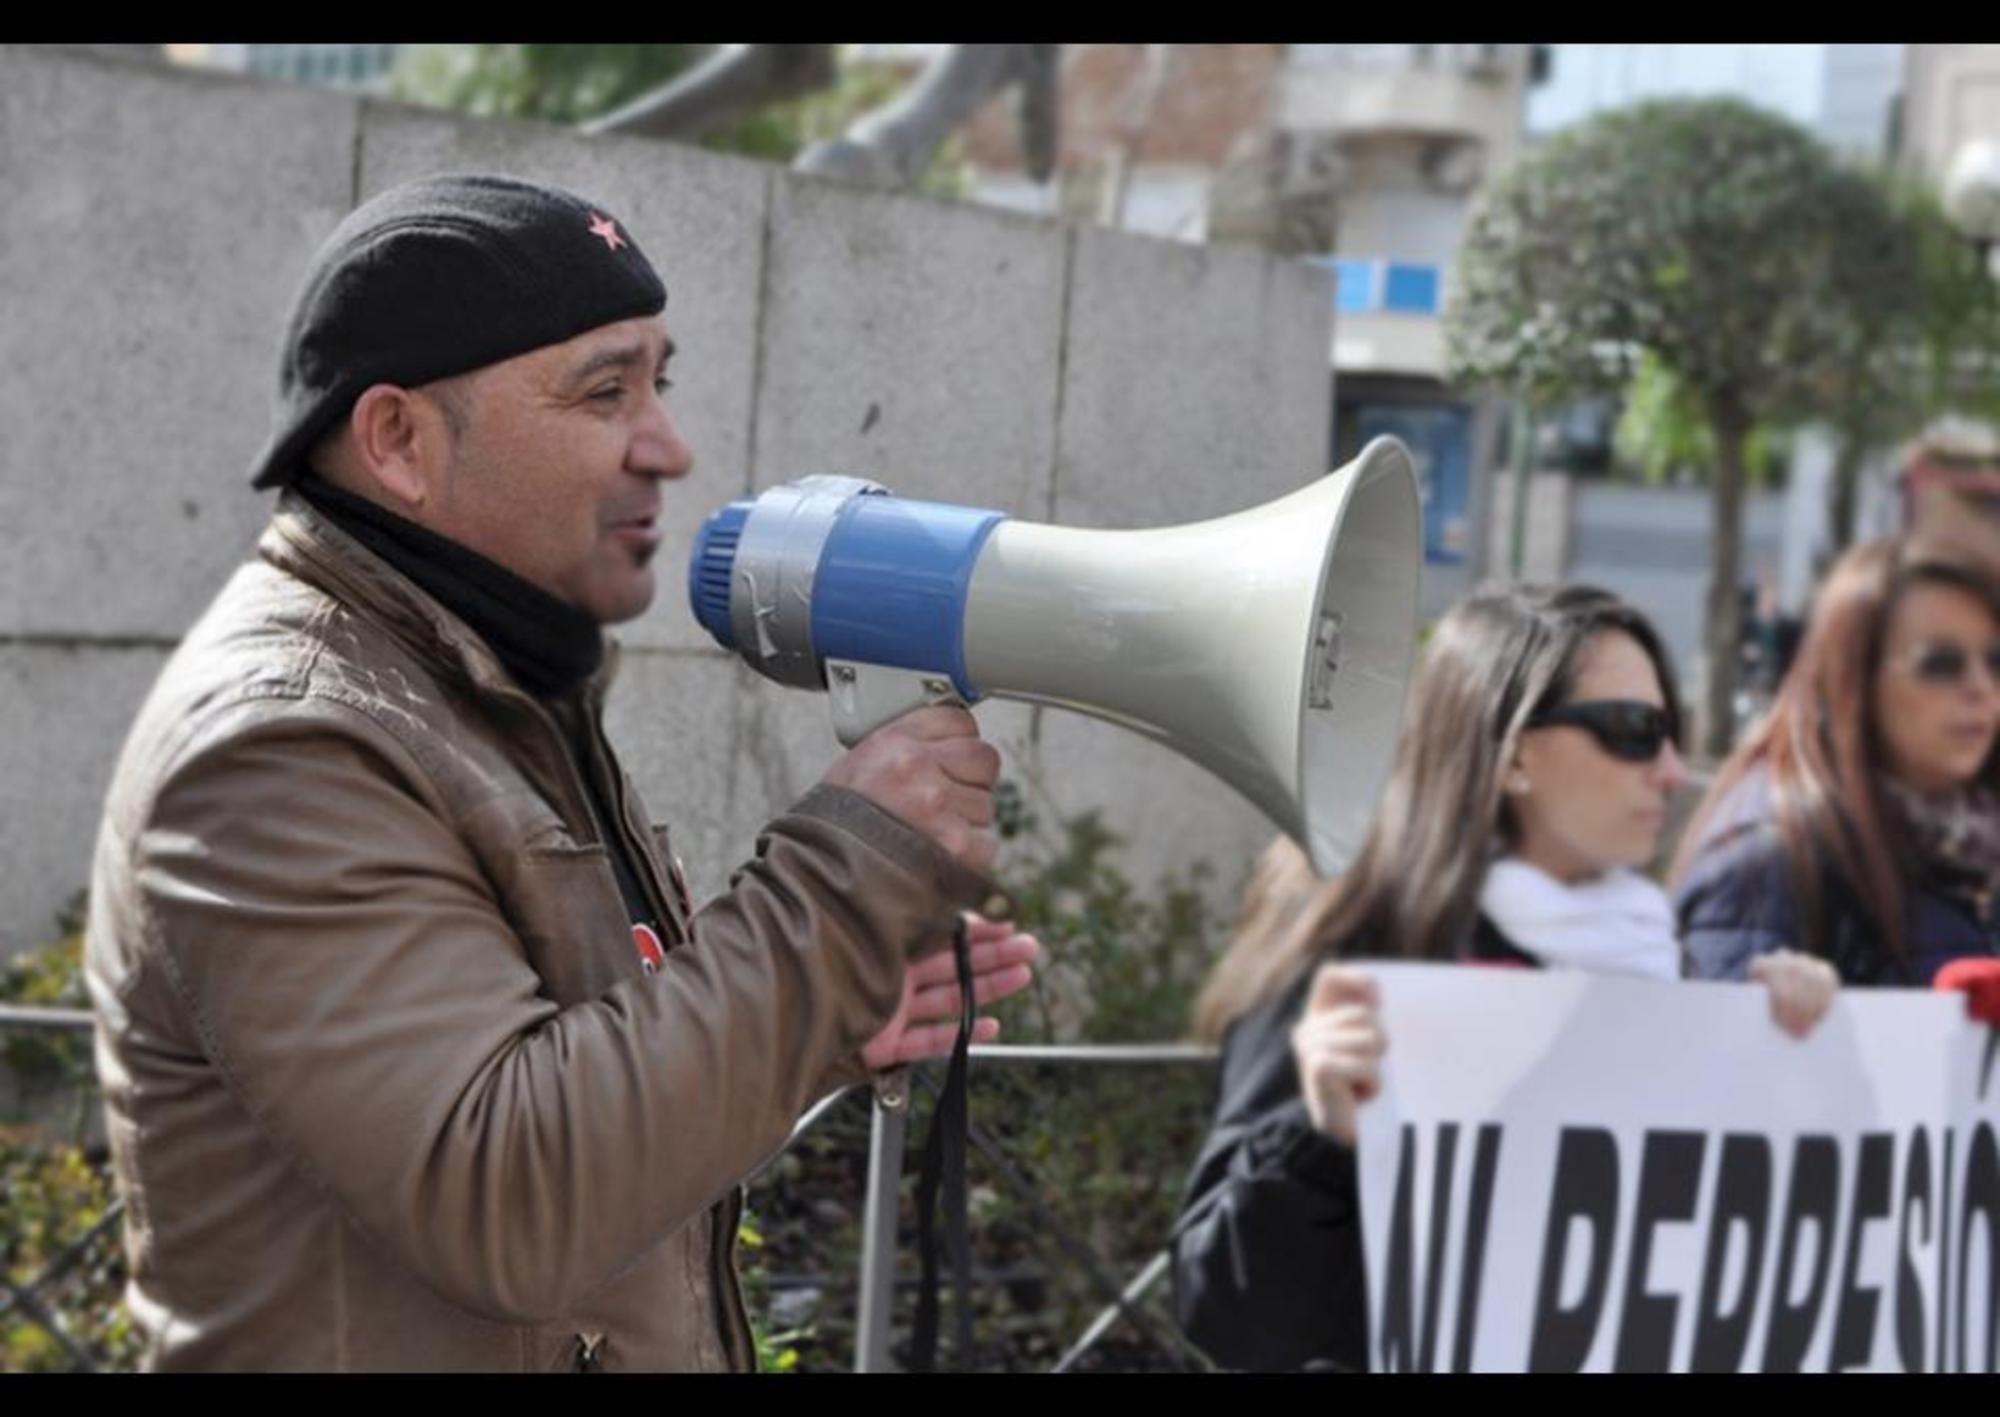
[0,1126,138,1371]
[0,895,141,1373]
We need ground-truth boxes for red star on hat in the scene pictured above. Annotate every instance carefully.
[587,213,627,252]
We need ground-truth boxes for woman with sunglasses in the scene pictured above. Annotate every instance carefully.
[1672,534,2000,987]
[1172,583,1836,1372]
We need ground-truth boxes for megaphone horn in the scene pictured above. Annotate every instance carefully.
[689,437,1423,875]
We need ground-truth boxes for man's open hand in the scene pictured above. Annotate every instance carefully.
[861,914,1040,1069]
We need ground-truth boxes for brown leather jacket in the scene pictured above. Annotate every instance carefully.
[84,494,994,1371]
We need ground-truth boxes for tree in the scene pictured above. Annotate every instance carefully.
[1613,352,1789,490]
[1792,165,1930,554]
[388,45,710,127]
[792,44,1057,191]
[587,43,1059,194]
[580,44,837,142]
[1448,98,1900,760]
[387,43,1034,198]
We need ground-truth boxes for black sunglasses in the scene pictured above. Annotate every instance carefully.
[1905,640,2000,687]
[1525,699,1678,764]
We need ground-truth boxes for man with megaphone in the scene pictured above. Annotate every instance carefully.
[83,173,1037,1372]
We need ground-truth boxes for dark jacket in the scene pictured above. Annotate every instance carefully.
[1674,769,2000,987]
[1170,916,1530,1373]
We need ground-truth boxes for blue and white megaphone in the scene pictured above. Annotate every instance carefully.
[688,437,1422,874]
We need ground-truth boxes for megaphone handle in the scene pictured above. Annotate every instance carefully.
[825,658,969,747]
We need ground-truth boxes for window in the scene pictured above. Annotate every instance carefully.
[1382,263,1441,314]
[1319,258,1443,316]
[1333,259,1376,314]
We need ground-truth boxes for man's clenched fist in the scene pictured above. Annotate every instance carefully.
[1291,963,1387,1148]
[823,705,1001,871]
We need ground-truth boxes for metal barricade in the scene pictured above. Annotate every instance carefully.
[780,1041,1219,1373]
[1,1007,1219,1373]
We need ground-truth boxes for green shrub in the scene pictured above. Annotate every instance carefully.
[1,892,94,1123]
[739,778,1240,1371]
[1,895,140,1373]
[0,1125,138,1371]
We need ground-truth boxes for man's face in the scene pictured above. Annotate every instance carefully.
[421,314,691,625]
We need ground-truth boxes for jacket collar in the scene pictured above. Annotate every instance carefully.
[259,490,623,709]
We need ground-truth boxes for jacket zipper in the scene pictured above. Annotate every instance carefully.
[566,699,752,1368]
[715,1187,757,1371]
[496,692,603,855]
[429,667,737,1370]
[518,689,751,1368]
[571,694,683,943]
[511,689,679,942]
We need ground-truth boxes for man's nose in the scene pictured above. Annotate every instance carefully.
[632,394,694,482]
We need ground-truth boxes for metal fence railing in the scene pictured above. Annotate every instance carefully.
[0,1003,119,1372]
[2,1007,1219,1373]
[835,1042,1220,1373]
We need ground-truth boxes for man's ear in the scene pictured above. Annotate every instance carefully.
[346,384,448,512]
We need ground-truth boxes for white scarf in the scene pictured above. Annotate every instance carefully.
[1478,857,1683,981]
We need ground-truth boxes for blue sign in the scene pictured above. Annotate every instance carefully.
[1356,404,1473,566]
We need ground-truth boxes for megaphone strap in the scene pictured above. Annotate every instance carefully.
[909,914,977,1371]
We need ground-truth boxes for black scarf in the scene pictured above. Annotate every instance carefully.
[1878,773,2000,912]
[295,475,663,944]
[294,473,604,699]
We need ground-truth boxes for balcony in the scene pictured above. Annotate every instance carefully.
[1279,45,1524,148]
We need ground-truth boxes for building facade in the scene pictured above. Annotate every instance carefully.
[962,43,1539,616]
[1287,45,1536,615]
[1897,44,2000,184]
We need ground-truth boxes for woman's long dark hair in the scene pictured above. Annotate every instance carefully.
[1194,583,1682,1042]
[1669,535,2000,964]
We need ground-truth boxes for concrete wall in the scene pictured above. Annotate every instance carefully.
[0,46,1335,956]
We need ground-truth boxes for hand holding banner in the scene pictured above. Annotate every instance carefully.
[1355,965,2000,1372]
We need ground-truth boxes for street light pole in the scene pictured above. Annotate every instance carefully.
[1945,139,2000,275]
[1508,388,1535,579]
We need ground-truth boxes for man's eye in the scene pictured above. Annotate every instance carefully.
[590,383,624,402]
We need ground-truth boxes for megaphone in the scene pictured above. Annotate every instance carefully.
[688,437,1422,874]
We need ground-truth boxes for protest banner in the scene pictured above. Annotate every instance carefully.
[1355,965,2000,1372]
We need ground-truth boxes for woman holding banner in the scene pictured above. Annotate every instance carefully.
[1671,535,2000,988]
[1171,584,1838,1373]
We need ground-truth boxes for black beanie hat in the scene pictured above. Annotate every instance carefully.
[248,173,667,490]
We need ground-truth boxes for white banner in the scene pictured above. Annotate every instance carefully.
[1355,965,2000,1372]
